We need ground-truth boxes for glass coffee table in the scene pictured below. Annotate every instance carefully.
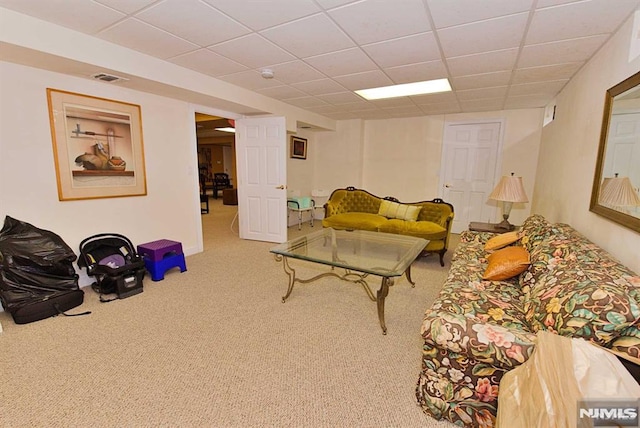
[270,228,428,334]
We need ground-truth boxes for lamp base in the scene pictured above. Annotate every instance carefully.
[495,218,515,231]
[469,221,514,233]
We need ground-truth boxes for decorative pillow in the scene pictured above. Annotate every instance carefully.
[485,231,521,251]
[483,246,531,281]
[377,199,398,218]
[378,200,421,221]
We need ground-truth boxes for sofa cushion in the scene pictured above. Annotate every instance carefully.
[378,219,446,240]
[430,232,530,330]
[484,231,521,251]
[482,246,530,281]
[321,212,388,231]
[521,223,640,346]
[378,200,421,221]
[519,214,553,255]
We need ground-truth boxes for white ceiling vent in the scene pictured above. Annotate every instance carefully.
[90,73,128,83]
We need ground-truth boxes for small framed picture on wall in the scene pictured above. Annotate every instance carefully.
[290,136,307,159]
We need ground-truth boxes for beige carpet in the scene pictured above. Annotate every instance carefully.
[0,199,458,428]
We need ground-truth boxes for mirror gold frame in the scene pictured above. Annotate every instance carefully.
[590,71,640,233]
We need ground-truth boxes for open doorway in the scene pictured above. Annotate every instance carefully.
[195,112,239,248]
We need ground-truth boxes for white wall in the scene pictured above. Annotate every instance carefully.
[0,61,204,286]
[310,109,543,227]
[533,12,640,274]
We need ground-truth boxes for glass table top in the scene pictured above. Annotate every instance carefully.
[270,228,428,277]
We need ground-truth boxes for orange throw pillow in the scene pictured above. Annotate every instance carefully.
[484,231,521,251]
[482,246,531,281]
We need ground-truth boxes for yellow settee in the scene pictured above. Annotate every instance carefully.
[321,187,454,266]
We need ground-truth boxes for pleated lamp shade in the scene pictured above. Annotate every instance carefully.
[489,175,529,203]
[599,176,640,207]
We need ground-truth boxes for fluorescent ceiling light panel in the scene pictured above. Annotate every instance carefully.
[215,127,236,133]
[355,78,451,100]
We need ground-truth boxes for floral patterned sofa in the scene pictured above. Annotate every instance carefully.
[415,214,640,427]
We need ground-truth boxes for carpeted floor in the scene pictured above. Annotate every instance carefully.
[0,198,458,428]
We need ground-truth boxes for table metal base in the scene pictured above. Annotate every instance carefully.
[274,254,415,334]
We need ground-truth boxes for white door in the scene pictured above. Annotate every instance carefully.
[235,117,288,243]
[440,121,502,233]
[604,112,640,215]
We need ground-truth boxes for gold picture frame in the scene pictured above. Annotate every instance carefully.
[47,89,147,201]
[290,136,307,159]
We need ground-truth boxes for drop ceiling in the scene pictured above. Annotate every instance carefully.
[1,0,639,120]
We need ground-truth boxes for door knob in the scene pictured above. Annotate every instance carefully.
[275,185,286,189]
[444,184,452,188]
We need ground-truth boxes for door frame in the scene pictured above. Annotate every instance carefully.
[190,104,241,252]
[438,119,506,229]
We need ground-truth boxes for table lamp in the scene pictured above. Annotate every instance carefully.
[488,173,529,231]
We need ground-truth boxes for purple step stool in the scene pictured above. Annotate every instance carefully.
[137,239,187,281]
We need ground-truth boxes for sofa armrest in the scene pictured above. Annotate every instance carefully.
[421,310,537,369]
[324,200,338,217]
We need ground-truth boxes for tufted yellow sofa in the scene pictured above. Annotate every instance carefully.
[321,187,454,266]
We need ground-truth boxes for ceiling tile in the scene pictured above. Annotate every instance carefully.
[95,0,157,14]
[382,105,425,117]
[261,13,355,58]
[427,0,533,29]
[369,97,417,108]
[304,48,378,77]
[203,0,321,31]
[0,0,125,34]
[209,34,296,69]
[256,85,308,99]
[170,49,248,76]
[438,13,529,57]
[452,71,513,91]
[459,98,506,111]
[412,91,458,104]
[512,62,583,84]
[291,78,346,95]
[0,0,635,120]
[508,79,568,96]
[329,101,378,112]
[447,48,519,76]
[527,0,640,44]
[136,0,250,46]
[284,96,331,108]
[317,92,364,105]
[518,34,608,68]
[384,61,448,84]
[363,32,440,68]
[504,94,554,109]
[99,18,199,59]
[328,0,432,45]
[263,61,326,84]
[332,70,394,90]
[536,0,585,7]
[457,86,508,101]
[219,70,285,90]
[419,102,462,114]
[314,0,360,8]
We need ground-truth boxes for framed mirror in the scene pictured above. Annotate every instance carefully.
[590,71,640,233]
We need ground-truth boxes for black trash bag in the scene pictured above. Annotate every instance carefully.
[0,268,80,311]
[0,215,77,274]
[0,216,89,324]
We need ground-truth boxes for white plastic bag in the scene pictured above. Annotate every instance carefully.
[496,331,640,428]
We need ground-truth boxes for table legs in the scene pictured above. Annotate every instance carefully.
[377,277,393,335]
[274,255,416,334]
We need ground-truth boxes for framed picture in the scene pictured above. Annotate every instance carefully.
[47,89,147,201]
[290,136,307,159]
